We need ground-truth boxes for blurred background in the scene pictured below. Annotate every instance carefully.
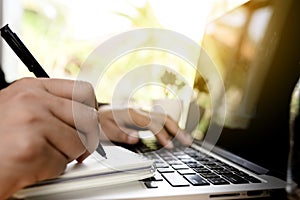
[2,0,298,140]
[1,0,246,98]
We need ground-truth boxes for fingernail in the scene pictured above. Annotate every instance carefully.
[186,133,193,142]
[127,132,139,144]
[182,131,193,145]
[165,140,174,149]
[127,137,138,144]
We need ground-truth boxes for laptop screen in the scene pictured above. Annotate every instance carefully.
[188,0,300,179]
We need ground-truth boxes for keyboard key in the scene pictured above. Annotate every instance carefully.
[172,164,189,170]
[154,159,165,164]
[161,156,176,161]
[142,173,164,182]
[193,168,211,173]
[180,159,198,164]
[190,155,206,160]
[176,155,191,160]
[167,160,182,165]
[223,165,240,173]
[222,173,249,184]
[233,170,248,177]
[157,167,174,173]
[207,165,224,170]
[144,181,158,188]
[157,152,171,157]
[177,168,196,175]
[155,163,169,168]
[143,152,159,159]
[162,172,190,187]
[153,173,164,181]
[213,169,232,175]
[199,172,220,179]
[241,175,261,183]
[207,177,230,185]
[187,163,203,168]
[184,174,210,186]
[172,152,186,156]
[138,144,259,189]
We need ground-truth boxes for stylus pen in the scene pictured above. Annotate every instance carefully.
[0,24,107,159]
[0,24,49,78]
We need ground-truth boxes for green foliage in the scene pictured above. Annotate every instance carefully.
[113,1,162,28]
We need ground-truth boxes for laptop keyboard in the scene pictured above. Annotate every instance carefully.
[133,140,262,188]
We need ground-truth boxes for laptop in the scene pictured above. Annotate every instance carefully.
[28,0,300,199]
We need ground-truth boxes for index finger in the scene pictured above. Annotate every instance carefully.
[128,109,192,146]
[163,115,193,146]
[40,78,98,109]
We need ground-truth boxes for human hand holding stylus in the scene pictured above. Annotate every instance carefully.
[0,24,106,159]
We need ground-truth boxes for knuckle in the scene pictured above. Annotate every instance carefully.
[16,136,46,162]
[20,108,44,125]
[90,108,99,121]
[85,81,94,93]
[125,136,139,144]
[79,81,95,96]
[129,109,150,128]
[54,96,66,110]
[15,89,38,102]
[15,77,40,89]
[28,114,43,125]
[84,107,99,126]
[17,77,36,84]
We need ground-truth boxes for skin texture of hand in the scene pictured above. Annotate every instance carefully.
[98,105,193,148]
[0,78,100,199]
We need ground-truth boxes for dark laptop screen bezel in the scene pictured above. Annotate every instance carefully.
[191,0,300,180]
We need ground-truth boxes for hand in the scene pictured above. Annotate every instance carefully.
[98,105,192,148]
[0,78,99,199]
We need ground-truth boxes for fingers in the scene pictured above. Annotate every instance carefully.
[110,127,140,144]
[153,128,174,149]
[38,79,100,156]
[130,110,192,147]
[17,78,100,159]
[0,140,68,198]
[98,111,140,144]
[39,78,98,109]
[44,93,99,152]
[34,142,69,181]
[0,77,100,198]
[39,115,88,161]
[100,107,192,148]
[164,116,193,146]
[76,151,92,163]
[1,132,69,184]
